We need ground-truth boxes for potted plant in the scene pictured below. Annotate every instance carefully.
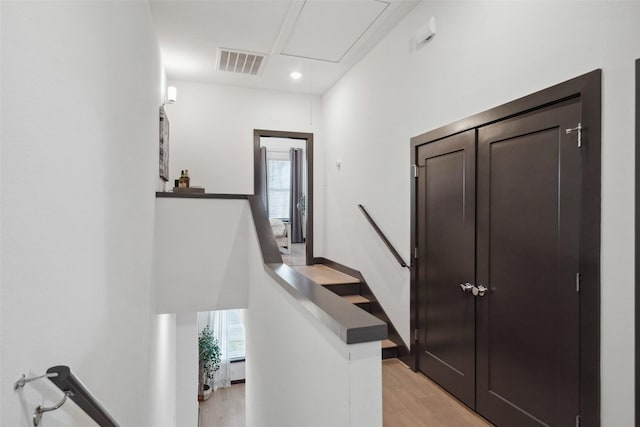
[198,325,221,401]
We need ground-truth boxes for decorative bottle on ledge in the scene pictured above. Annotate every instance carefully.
[178,170,185,188]
[185,170,191,188]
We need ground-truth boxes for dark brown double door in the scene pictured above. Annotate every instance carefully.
[417,100,581,426]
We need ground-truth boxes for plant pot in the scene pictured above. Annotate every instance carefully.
[202,384,212,401]
[198,384,213,402]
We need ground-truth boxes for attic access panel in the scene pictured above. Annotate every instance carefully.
[281,0,389,63]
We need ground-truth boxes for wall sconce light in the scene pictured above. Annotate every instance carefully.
[163,86,177,106]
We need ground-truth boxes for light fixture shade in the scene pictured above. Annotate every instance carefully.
[167,86,177,103]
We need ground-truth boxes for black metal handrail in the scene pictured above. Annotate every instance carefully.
[14,365,119,426]
[358,204,409,269]
[46,366,119,426]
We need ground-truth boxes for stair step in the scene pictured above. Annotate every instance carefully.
[382,339,397,349]
[304,262,404,361]
[292,265,360,285]
[342,294,371,312]
[381,339,398,360]
[342,295,370,304]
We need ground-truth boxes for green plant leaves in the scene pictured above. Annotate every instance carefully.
[199,325,222,380]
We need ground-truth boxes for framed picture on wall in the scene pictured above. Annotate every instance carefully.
[159,106,169,181]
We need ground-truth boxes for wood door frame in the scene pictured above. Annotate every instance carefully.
[635,58,639,427]
[254,129,314,265]
[409,69,601,425]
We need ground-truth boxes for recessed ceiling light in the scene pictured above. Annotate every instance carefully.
[290,71,302,80]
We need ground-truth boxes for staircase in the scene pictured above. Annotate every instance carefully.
[292,264,400,359]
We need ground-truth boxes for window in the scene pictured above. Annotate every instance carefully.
[267,157,290,219]
[199,309,246,363]
[226,309,245,361]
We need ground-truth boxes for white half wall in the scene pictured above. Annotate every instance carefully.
[246,214,382,427]
[163,80,325,255]
[154,198,250,314]
[322,1,640,425]
[1,1,163,426]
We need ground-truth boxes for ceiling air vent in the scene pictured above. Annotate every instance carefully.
[217,48,266,76]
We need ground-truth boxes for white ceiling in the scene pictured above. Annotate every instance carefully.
[149,0,418,95]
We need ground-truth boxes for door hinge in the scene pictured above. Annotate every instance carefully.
[414,247,418,259]
[411,164,418,178]
[565,122,583,148]
[576,273,580,292]
[414,329,419,342]
[575,414,581,427]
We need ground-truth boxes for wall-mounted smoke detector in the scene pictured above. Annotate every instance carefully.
[217,48,267,76]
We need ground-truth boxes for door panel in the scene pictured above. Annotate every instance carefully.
[476,101,581,426]
[417,130,476,408]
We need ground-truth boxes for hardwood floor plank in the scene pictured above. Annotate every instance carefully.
[199,384,246,427]
[382,359,493,427]
[282,243,306,266]
[199,361,492,427]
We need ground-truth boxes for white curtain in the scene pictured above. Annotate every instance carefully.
[206,311,231,391]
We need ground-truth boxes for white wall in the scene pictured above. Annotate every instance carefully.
[322,1,640,425]
[1,2,163,425]
[148,313,177,427]
[246,215,382,427]
[154,198,250,314]
[164,80,325,254]
[175,313,198,427]
[0,0,3,423]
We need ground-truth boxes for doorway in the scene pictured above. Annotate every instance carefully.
[254,129,314,266]
[411,71,601,426]
[197,309,246,427]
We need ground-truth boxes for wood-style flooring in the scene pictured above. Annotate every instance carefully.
[199,383,245,427]
[282,242,306,266]
[198,360,492,427]
[383,359,492,427]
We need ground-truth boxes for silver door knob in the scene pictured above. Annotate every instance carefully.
[459,283,473,293]
[472,285,488,297]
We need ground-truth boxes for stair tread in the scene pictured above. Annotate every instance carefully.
[382,339,398,349]
[293,265,360,285]
[342,295,370,304]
